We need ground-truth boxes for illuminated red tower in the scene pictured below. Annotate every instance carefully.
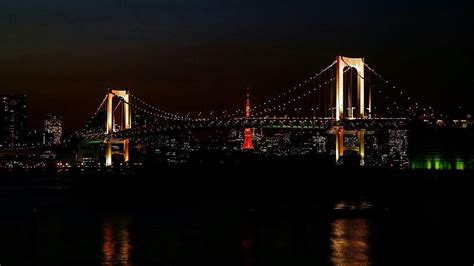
[242,89,254,150]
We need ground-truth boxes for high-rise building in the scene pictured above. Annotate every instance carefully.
[388,130,409,158]
[388,129,409,169]
[44,114,63,144]
[0,94,27,146]
[313,133,327,153]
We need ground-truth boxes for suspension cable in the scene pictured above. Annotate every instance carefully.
[254,69,348,117]
[129,93,192,121]
[253,60,337,111]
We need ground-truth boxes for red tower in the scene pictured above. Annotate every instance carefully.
[242,90,254,150]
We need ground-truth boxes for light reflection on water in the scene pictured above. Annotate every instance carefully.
[331,218,371,265]
[97,214,374,266]
[0,202,442,265]
[102,217,133,266]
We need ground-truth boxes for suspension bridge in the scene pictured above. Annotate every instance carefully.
[75,56,420,166]
[4,56,428,166]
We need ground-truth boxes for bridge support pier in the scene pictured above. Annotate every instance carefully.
[106,141,112,167]
[105,138,130,167]
[123,139,129,162]
[334,127,366,165]
[358,130,365,166]
[335,127,344,162]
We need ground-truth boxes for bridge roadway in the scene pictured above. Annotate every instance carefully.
[81,117,407,141]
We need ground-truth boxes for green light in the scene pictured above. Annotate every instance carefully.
[456,159,465,171]
[410,155,466,171]
[434,158,441,170]
[446,161,452,170]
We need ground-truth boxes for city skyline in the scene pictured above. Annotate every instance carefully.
[0,1,472,131]
[0,2,467,264]
[3,55,470,170]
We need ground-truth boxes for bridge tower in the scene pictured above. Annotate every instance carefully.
[336,56,366,121]
[105,88,131,166]
[334,128,366,165]
[242,90,254,150]
[106,89,131,134]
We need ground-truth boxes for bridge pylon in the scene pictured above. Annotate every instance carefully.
[336,56,366,121]
[105,88,131,166]
[107,89,131,134]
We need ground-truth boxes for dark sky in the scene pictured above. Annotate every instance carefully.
[0,0,472,131]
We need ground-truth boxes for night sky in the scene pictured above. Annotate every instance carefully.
[0,0,472,131]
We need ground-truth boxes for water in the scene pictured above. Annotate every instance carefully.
[0,195,441,265]
[331,219,370,265]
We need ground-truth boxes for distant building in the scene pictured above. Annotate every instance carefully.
[388,129,409,169]
[388,130,409,158]
[44,114,63,144]
[0,94,27,146]
[26,129,53,146]
[313,133,327,153]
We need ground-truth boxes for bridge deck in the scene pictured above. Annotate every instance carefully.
[80,117,407,140]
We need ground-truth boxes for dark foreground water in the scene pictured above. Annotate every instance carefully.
[0,168,449,266]
[0,199,441,266]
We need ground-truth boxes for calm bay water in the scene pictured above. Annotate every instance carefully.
[0,192,441,265]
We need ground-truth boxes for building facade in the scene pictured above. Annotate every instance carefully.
[44,114,63,144]
[0,95,27,146]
